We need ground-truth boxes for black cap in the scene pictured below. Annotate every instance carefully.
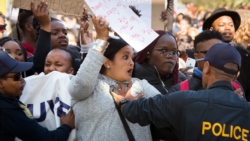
[203,8,241,31]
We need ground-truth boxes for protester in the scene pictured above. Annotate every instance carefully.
[0,51,75,141]
[134,30,186,94]
[0,37,27,62]
[202,7,250,101]
[169,30,244,98]
[133,30,186,141]
[17,9,37,58]
[0,12,6,38]
[113,43,250,141]
[68,16,160,141]
[44,48,75,75]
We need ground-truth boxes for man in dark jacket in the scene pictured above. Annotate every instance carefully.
[0,51,75,141]
[202,8,250,100]
[113,43,250,141]
[169,30,244,97]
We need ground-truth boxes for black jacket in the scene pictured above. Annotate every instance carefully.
[122,81,250,141]
[0,93,72,141]
[235,44,250,101]
[133,62,186,140]
[133,62,187,94]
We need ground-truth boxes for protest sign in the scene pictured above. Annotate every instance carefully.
[13,0,84,16]
[85,0,158,51]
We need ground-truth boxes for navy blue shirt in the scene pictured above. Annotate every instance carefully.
[122,81,250,141]
[0,93,72,141]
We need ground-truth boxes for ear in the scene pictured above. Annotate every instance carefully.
[25,23,33,32]
[209,27,213,31]
[203,61,211,75]
[194,53,198,59]
[233,71,240,81]
[104,59,111,69]
[68,67,74,75]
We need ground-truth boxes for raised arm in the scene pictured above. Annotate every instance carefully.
[68,16,109,101]
[27,1,51,75]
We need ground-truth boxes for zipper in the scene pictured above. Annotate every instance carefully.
[153,66,168,93]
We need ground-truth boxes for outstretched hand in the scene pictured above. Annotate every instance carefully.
[31,0,50,32]
[92,15,109,41]
[111,82,144,105]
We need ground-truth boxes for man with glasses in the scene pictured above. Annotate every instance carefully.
[0,51,75,141]
[168,30,244,98]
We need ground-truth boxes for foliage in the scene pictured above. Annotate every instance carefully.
[179,0,249,10]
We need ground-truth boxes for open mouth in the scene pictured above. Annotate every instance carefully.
[59,40,68,45]
[127,69,133,75]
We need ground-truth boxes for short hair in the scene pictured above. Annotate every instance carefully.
[17,9,33,32]
[194,30,223,51]
[233,9,250,48]
[0,37,27,61]
[49,48,76,74]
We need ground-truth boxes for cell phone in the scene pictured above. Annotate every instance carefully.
[185,57,196,73]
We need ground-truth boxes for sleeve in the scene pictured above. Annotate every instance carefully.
[122,92,183,128]
[68,49,105,101]
[27,29,51,75]
[2,108,71,141]
[141,79,161,98]
[168,83,181,93]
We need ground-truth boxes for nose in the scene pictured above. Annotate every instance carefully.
[48,65,56,72]
[59,31,67,38]
[130,58,134,66]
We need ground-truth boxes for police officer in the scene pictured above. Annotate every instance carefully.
[113,43,250,141]
[0,51,75,141]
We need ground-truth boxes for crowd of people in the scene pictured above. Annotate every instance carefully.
[0,1,250,141]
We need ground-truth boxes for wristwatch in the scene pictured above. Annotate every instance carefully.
[119,98,130,107]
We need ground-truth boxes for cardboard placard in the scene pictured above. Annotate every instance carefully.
[85,0,158,51]
[13,0,84,16]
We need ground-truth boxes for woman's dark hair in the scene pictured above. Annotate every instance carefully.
[135,30,179,84]
[0,37,27,62]
[100,37,129,73]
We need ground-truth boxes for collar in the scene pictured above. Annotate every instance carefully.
[208,81,234,91]
[98,74,132,90]
[21,42,35,54]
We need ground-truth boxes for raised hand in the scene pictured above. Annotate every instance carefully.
[79,21,93,45]
[31,0,50,32]
[92,15,109,41]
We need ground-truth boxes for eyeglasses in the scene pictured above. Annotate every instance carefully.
[0,24,6,31]
[155,49,180,58]
[0,73,22,81]
[197,50,208,54]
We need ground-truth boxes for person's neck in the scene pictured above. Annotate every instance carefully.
[22,36,36,48]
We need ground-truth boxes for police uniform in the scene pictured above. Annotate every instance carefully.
[0,93,72,141]
[122,81,250,141]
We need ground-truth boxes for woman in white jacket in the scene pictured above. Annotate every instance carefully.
[68,16,160,141]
